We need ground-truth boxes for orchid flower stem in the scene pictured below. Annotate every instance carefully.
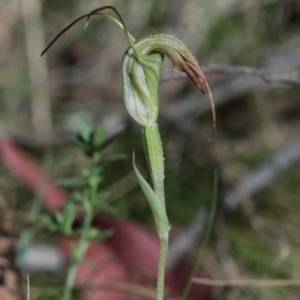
[157,236,169,300]
[142,124,166,208]
[142,123,169,300]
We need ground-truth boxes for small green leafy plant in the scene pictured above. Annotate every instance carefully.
[42,120,113,300]
[42,6,216,300]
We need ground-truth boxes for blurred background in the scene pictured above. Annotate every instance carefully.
[1,0,300,299]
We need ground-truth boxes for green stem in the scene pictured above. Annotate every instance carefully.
[63,200,93,300]
[157,236,169,300]
[143,123,169,300]
[143,123,165,207]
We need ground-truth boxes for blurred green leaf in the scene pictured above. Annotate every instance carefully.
[92,123,106,147]
[41,215,60,232]
[56,177,85,188]
[85,228,113,241]
[73,191,85,203]
[62,202,76,235]
[79,118,92,142]
[95,202,116,214]
[90,190,107,205]
[73,138,90,154]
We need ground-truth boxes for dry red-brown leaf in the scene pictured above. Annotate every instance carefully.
[0,138,66,212]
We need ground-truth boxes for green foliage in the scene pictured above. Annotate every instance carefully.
[73,120,106,157]
[42,119,114,300]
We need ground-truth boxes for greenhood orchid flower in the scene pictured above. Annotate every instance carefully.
[122,33,216,135]
[41,6,216,300]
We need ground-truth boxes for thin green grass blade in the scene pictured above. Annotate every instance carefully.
[181,170,219,300]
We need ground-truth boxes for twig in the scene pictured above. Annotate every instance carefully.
[224,136,300,211]
[193,278,300,287]
[161,64,300,86]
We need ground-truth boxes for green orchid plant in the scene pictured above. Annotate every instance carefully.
[42,6,216,300]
